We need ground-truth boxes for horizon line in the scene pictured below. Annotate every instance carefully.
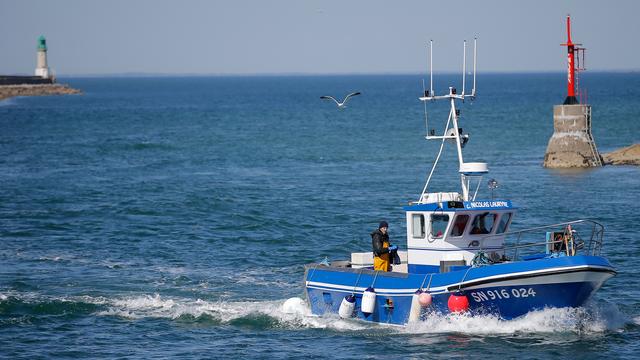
[8,69,636,78]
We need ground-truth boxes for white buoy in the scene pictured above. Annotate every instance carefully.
[338,294,356,319]
[408,289,423,322]
[361,287,376,315]
[418,292,433,307]
[282,297,306,314]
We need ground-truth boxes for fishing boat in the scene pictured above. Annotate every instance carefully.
[303,40,616,325]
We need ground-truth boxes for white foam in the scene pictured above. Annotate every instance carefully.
[95,294,368,330]
[403,303,627,335]
[2,290,628,334]
[97,294,204,320]
[276,297,370,331]
[282,297,307,315]
[38,255,63,262]
[0,98,16,106]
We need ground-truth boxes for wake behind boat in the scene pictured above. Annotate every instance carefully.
[303,40,616,325]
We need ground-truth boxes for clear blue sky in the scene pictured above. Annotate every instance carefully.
[1,0,638,75]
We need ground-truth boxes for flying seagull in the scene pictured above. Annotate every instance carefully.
[320,92,361,109]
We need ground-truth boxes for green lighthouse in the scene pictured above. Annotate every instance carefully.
[37,35,47,50]
[35,35,50,78]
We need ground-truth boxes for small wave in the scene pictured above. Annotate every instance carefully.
[0,293,105,319]
[128,142,176,151]
[3,230,35,237]
[230,270,294,289]
[122,207,163,216]
[97,294,287,323]
[95,294,367,331]
[102,261,125,269]
[0,98,16,106]
[1,291,629,334]
[402,302,627,335]
[56,295,634,333]
[37,255,66,262]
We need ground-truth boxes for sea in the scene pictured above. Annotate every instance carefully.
[1,73,639,359]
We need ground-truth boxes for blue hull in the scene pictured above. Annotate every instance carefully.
[304,255,616,325]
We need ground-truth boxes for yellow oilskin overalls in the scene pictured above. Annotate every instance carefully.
[373,239,390,271]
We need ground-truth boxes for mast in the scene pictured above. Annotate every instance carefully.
[419,39,485,203]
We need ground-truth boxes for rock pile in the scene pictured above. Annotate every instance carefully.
[0,84,81,101]
[602,144,640,166]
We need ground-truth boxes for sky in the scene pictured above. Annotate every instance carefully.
[1,0,639,76]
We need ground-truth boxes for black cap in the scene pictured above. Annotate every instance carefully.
[379,221,389,229]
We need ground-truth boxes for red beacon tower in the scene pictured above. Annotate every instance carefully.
[561,14,587,105]
[544,15,601,168]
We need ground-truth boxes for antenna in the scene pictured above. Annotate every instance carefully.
[462,40,467,96]
[422,78,429,133]
[417,38,481,202]
[419,38,477,102]
[472,38,477,97]
[429,40,434,97]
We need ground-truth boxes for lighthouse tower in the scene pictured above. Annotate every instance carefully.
[35,35,50,79]
[543,15,602,168]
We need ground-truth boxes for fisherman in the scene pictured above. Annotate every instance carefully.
[371,221,397,272]
[470,213,490,234]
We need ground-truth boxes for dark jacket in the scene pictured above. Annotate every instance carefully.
[371,229,390,257]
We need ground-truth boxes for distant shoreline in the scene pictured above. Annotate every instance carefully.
[0,83,82,101]
[26,70,640,78]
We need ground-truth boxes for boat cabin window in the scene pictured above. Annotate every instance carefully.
[412,214,425,238]
[430,214,449,238]
[470,213,496,235]
[495,212,512,234]
[450,215,469,237]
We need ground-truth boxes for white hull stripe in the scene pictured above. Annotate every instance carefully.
[463,270,613,290]
[408,246,504,252]
[449,264,615,291]
[306,265,615,296]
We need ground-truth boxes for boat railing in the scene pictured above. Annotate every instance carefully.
[478,219,604,262]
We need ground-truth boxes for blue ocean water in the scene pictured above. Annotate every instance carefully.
[1,73,639,359]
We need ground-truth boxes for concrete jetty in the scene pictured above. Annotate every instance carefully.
[0,36,81,101]
[543,104,602,168]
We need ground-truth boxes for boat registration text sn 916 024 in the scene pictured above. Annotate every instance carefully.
[470,288,537,302]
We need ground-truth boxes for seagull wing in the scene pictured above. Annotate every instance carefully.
[320,95,340,106]
[341,92,361,105]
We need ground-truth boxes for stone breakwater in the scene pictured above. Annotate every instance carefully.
[543,104,602,168]
[0,83,81,101]
[602,144,640,166]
